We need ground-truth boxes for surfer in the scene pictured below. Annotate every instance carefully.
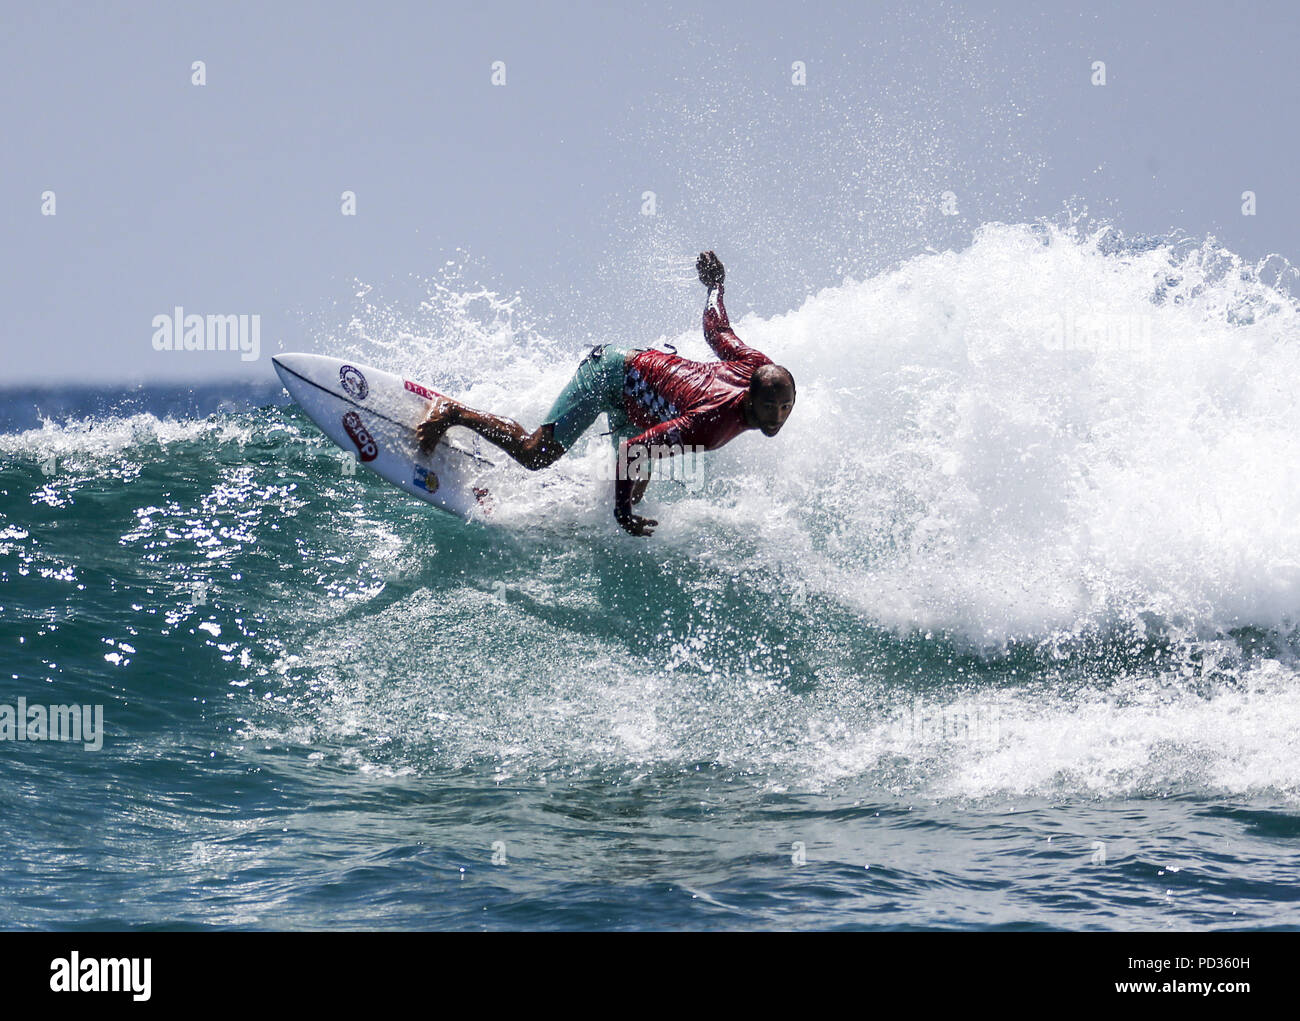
[416,251,795,536]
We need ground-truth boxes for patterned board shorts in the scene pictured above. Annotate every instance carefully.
[542,344,642,452]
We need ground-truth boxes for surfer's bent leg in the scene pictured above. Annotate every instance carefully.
[417,345,631,471]
[417,397,564,470]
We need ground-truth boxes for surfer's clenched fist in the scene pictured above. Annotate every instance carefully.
[696,250,725,288]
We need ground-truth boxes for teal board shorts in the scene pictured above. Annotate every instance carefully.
[543,345,642,453]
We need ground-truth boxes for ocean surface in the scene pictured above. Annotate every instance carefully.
[3,222,1300,930]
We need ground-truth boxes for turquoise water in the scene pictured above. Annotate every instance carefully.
[4,224,1300,929]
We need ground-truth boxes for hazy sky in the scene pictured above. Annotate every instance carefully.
[3,0,1297,384]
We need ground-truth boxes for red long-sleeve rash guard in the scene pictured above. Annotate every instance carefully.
[621,285,771,454]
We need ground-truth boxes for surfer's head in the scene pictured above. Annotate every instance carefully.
[747,364,796,436]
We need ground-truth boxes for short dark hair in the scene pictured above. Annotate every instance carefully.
[750,363,795,400]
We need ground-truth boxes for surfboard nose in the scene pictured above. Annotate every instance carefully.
[271,353,305,372]
[271,352,313,387]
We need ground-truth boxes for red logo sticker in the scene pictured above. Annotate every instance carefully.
[342,411,379,462]
[404,380,437,400]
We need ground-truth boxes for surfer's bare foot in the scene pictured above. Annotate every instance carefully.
[416,397,461,454]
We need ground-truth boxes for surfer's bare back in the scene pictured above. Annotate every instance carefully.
[416,251,796,536]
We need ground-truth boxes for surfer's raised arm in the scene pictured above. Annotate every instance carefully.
[697,251,760,363]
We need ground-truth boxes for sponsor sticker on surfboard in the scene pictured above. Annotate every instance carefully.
[342,411,379,461]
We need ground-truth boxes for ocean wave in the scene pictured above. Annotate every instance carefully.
[5,222,1300,796]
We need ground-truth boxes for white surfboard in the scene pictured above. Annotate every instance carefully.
[272,353,496,520]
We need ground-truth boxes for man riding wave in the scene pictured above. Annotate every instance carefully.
[416,251,796,536]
